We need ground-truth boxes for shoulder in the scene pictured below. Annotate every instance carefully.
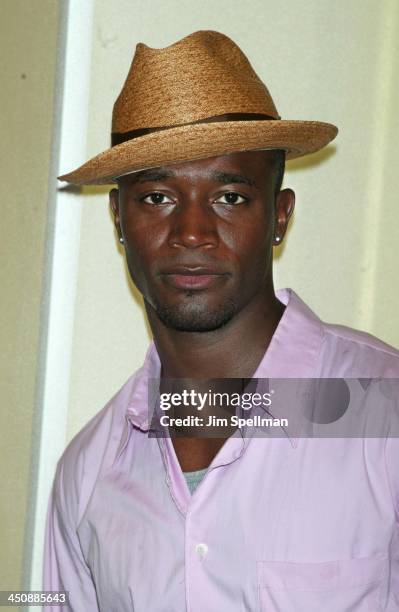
[277,289,399,378]
[319,321,399,377]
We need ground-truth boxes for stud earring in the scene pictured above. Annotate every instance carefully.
[274,236,281,243]
[119,236,124,244]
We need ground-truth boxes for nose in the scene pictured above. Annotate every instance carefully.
[167,197,218,250]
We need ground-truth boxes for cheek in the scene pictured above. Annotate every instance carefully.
[122,210,166,261]
[123,223,168,291]
[124,247,144,289]
[221,220,273,268]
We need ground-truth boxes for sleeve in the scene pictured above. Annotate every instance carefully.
[43,458,100,612]
[385,436,399,520]
[384,436,399,609]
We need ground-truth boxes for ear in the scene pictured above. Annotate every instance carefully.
[273,188,295,245]
[109,188,123,242]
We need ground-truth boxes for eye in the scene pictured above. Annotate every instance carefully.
[141,192,174,205]
[214,192,248,205]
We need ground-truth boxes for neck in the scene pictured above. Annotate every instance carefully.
[145,286,284,379]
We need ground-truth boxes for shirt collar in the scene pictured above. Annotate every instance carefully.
[114,344,162,461]
[253,288,325,378]
[250,289,325,447]
[123,288,325,447]
[126,342,161,431]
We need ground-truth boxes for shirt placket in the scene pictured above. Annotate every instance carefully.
[158,431,248,611]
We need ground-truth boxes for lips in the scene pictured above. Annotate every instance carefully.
[160,266,229,290]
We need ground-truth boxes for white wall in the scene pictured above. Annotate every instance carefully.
[27,0,94,594]
[66,0,399,441]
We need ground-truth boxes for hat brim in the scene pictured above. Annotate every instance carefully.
[58,119,338,185]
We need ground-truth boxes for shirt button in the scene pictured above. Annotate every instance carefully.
[195,542,208,559]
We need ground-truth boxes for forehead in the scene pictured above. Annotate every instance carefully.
[118,150,278,187]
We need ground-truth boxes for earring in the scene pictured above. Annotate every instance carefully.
[274,236,281,243]
[119,236,124,244]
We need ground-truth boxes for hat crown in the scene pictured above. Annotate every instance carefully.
[112,30,279,134]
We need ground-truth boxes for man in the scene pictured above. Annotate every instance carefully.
[44,31,399,610]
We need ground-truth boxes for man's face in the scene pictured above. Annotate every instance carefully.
[110,151,294,332]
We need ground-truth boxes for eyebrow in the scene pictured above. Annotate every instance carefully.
[210,171,256,187]
[133,169,174,183]
[130,168,256,187]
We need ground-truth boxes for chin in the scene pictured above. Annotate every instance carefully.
[153,296,239,333]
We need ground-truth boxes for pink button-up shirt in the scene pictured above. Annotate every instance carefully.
[43,289,399,611]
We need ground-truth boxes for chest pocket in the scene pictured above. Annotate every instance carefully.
[257,555,388,611]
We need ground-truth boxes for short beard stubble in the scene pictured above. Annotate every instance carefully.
[149,290,240,333]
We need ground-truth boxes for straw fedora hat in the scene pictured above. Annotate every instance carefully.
[59,30,338,185]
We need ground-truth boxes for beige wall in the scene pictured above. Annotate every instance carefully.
[66,0,399,440]
[2,1,397,589]
[0,0,59,595]
[0,0,399,589]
